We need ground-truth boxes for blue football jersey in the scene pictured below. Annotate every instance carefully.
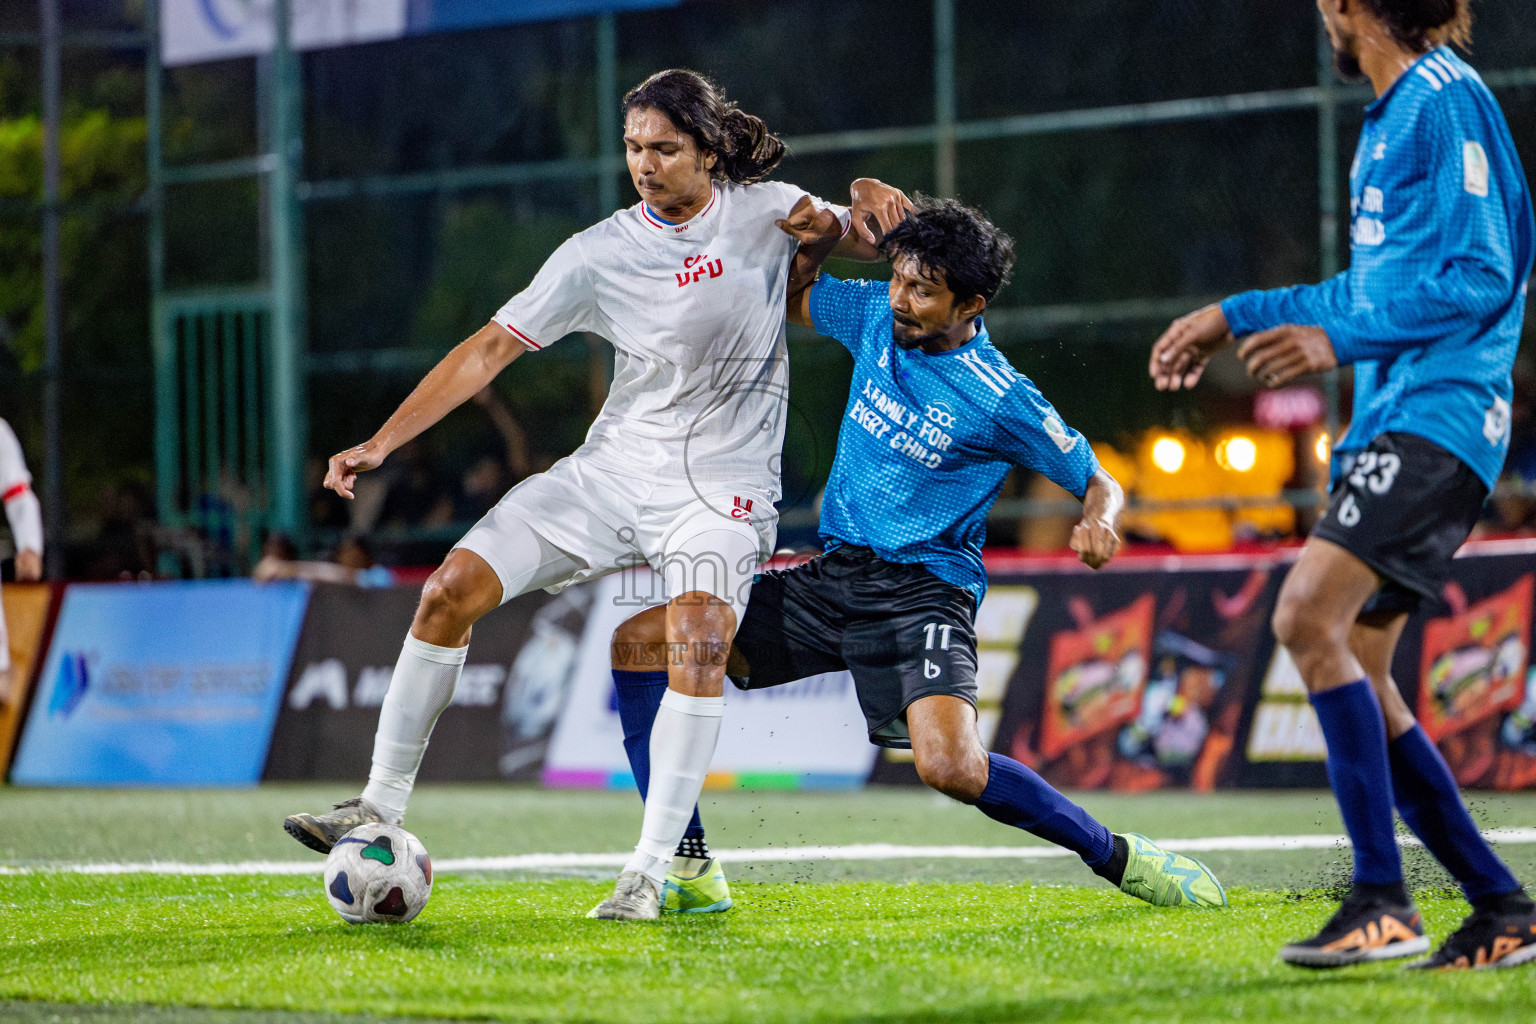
[1222,47,1535,491]
[808,275,1100,605]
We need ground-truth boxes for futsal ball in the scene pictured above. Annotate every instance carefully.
[323,823,432,924]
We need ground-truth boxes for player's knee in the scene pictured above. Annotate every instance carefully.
[416,563,485,635]
[611,607,668,670]
[914,748,987,803]
[1271,589,1343,656]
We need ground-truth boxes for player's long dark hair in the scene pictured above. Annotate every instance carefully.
[1359,0,1473,51]
[878,196,1016,306]
[622,69,785,185]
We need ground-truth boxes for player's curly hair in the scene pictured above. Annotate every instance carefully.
[877,196,1016,306]
[622,69,785,185]
[1358,0,1473,51]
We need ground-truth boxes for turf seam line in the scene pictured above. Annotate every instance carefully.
[5,828,1536,875]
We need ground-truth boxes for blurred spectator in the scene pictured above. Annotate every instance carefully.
[253,532,359,585]
[374,440,454,529]
[452,386,533,521]
[333,535,394,587]
[83,480,156,579]
[307,456,352,531]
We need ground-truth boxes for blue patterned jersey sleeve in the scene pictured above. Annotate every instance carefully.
[1221,95,1520,362]
[988,379,1100,498]
[809,275,889,355]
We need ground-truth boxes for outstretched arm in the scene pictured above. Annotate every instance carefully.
[325,323,528,499]
[778,198,846,327]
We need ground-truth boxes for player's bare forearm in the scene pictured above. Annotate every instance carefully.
[787,235,840,327]
[324,322,526,498]
[1071,469,1124,570]
[779,199,848,327]
[369,323,525,454]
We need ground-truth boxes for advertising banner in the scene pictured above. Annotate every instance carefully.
[10,581,309,786]
[263,582,581,782]
[981,562,1282,793]
[542,569,878,790]
[0,583,59,778]
[163,0,680,67]
[870,541,1536,792]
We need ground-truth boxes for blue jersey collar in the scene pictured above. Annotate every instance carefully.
[896,315,990,359]
[1365,46,1453,116]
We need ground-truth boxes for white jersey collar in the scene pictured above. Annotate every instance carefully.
[640,184,720,236]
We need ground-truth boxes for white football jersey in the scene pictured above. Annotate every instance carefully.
[493,180,846,500]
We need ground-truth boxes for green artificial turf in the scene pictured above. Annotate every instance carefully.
[3,873,1532,1024]
[3,786,1535,1023]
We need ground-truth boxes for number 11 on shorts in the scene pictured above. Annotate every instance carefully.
[923,623,952,650]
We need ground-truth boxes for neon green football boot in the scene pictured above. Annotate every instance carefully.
[1118,833,1227,908]
[662,857,733,914]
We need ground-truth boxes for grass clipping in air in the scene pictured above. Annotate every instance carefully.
[2,873,1532,1024]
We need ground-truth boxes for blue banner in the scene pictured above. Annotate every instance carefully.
[10,582,310,786]
[407,0,681,32]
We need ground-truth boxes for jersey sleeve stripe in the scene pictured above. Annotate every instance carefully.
[1431,55,1462,81]
[496,319,543,350]
[2,482,29,502]
[1415,65,1444,91]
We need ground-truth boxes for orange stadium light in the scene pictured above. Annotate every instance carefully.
[1150,436,1187,474]
[1214,435,1258,473]
[1315,432,1332,464]
[1217,428,1295,538]
[1134,431,1231,551]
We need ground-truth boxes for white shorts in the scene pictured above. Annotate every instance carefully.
[454,455,777,610]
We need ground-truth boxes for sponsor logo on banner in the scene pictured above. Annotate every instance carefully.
[1417,575,1531,742]
[1245,647,1327,762]
[1038,595,1154,760]
[263,583,576,783]
[11,581,309,786]
[162,0,409,66]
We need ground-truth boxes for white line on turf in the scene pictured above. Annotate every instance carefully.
[5,828,1536,876]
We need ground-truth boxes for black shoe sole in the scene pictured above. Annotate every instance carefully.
[283,816,334,855]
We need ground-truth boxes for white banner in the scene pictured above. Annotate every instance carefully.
[543,570,878,787]
[162,0,408,67]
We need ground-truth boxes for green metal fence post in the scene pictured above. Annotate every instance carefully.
[268,0,307,544]
[597,13,619,215]
[933,0,956,197]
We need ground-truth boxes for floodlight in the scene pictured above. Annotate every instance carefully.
[1150,437,1186,474]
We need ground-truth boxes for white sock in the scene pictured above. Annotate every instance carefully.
[624,689,725,887]
[360,633,466,822]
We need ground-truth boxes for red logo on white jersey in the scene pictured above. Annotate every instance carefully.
[677,254,724,288]
[731,496,754,520]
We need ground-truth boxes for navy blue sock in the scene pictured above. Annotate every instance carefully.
[612,669,705,844]
[974,752,1114,868]
[1310,679,1401,886]
[1389,724,1522,903]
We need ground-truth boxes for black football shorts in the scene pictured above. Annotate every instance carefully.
[1311,432,1488,616]
[730,545,978,748]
